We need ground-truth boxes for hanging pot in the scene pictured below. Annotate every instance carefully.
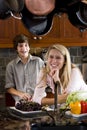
[21,6,55,36]
[6,0,24,13]
[0,0,10,19]
[24,0,55,16]
[66,0,81,6]
[55,0,81,14]
[0,0,24,19]
[67,2,87,31]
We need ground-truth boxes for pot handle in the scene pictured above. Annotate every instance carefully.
[8,11,22,20]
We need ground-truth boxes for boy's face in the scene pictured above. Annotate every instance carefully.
[17,42,30,59]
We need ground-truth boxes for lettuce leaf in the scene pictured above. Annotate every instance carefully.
[66,91,87,105]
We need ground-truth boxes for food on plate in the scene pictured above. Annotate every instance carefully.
[66,91,87,105]
[65,91,87,114]
[69,101,81,114]
[69,100,87,114]
[15,99,42,111]
[80,100,87,114]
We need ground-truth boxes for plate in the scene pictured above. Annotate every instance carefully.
[8,107,53,120]
[65,111,87,121]
[10,107,43,114]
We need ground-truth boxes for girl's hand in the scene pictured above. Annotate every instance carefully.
[49,69,56,76]
[50,69,60,83]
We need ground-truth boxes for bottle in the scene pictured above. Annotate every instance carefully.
[45,84,54,98]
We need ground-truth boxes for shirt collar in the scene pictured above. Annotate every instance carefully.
[15,54,35,64]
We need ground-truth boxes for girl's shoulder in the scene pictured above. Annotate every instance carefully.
[71,66,80,73]
[71,65,83,78]
[71,63,77,68]
[71,64,81,72]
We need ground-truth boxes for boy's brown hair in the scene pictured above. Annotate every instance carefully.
[13,34,29,50]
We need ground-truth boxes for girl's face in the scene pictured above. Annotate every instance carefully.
[47,49,65,71]
[17,42,30,59]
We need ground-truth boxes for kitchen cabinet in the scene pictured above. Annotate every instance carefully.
[0,13,87,48]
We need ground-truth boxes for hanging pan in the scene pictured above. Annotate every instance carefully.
[0,0,24,19]
[21,5,55,36]
[67,2,87,31]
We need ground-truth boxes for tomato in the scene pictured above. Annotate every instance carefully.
[69,101,81,114]
[80,100,87,114]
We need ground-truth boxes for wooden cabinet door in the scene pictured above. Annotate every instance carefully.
[0,14,87,48]
[0,17,15,48]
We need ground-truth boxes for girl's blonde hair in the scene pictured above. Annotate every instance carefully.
[44,44,76,89]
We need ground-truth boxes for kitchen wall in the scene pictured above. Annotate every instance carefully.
[0,46,86,107]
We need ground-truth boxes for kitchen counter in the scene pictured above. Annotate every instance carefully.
[0,108,31,130]
[0,107,87,130]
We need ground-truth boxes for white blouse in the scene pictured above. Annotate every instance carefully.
[66,68,87,93]
[32,68,87,104]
